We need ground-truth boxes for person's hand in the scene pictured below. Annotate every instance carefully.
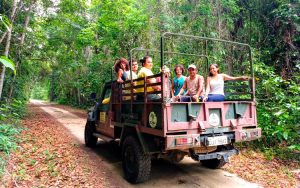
[117,78,124,83]
[241,76,249,80]
[154,85,161,91]
[203,95,208,102]
[175,95,180,101]
[192,95,199,102]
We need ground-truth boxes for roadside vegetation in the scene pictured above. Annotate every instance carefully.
[0,100,26,177]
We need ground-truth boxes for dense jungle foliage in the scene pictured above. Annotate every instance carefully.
[0,0,299,159]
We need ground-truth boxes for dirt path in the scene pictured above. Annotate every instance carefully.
[1,101,121,188]
[2,100,299,187]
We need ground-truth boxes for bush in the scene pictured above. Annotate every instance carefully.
[0,124,21,177]
[254,61,300,154]
[0,99,26,177]
[0,124,20,154]
[0,99,27,122]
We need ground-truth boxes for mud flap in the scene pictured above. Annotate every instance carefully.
[191,149,239,162]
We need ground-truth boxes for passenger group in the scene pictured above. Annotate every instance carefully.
[114,56,248,102]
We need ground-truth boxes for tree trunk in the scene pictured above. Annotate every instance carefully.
[0,31,8,44]
[77,87,81,105]
[8,0,35,99]
[0,0,19,99]
[217,0,221,38]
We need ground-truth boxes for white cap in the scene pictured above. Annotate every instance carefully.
[188,64,197,69]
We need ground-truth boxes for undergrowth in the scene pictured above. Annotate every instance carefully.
[0,99,26,177]
[0,124,21,177]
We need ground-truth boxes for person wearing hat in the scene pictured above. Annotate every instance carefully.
[175,64,205,102]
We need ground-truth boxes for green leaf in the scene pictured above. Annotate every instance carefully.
[274,110,284,116]
[0,14,11,31]
[288,145,300,151]
[0,56,16,74]
[282,131,289,140]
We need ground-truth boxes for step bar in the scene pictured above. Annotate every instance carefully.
[191,149,239,162]
[93,133,114,142]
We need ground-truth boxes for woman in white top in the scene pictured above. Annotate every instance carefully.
[203,63,248,102]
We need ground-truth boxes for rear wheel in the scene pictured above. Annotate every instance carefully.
[122,136,151,183]
[84,121,98,147]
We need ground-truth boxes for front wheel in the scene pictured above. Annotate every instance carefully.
[122,136,151,183]
[84,121,98,147]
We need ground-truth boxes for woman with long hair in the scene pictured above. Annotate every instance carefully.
[114,58,129,83]
[203,63,248,102]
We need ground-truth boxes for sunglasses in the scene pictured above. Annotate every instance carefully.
[188,68,195,71]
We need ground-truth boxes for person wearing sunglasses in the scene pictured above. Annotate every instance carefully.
[203,63,249,102]
[127,58,138,80]
[175,64,205,102]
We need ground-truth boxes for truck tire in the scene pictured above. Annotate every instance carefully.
[84,121,97,147]
[122,136,151,183]
[200,158,226,169]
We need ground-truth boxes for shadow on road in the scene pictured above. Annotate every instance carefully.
[88,140,213,187]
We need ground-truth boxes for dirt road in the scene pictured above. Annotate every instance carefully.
[30,100,262,188]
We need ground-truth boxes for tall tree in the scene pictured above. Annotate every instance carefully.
[8,0,36,99]
[0,0,20,99]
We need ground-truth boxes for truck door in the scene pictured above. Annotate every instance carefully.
[96,85,114,137]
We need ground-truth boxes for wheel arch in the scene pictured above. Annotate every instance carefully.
[87,110,96,121]
[120,124,162,154]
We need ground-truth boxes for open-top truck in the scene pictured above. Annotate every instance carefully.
[84,33,261,183]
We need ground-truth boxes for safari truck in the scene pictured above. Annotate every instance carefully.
[84,33,261,183]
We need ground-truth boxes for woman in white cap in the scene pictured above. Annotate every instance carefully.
[203,63,248,102]
[175,64,205,102]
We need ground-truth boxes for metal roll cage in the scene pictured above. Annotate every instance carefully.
[160,32,255,100]
[121,32,255,101]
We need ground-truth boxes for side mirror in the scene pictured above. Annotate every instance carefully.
[90,92,97,100]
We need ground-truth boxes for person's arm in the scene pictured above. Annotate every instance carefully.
[222,74,249,81]
[176,80,187,96]
[196,75,202,97]
[147,77,161,91]
[191,75,202,101]
[198,76,204,97]
[171,79,175,97]
[203,77,211,102]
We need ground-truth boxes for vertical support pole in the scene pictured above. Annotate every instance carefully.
[248,46,255,101]
[161,36,164,68]
[129,50,133,115]
[143,76,147,127]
